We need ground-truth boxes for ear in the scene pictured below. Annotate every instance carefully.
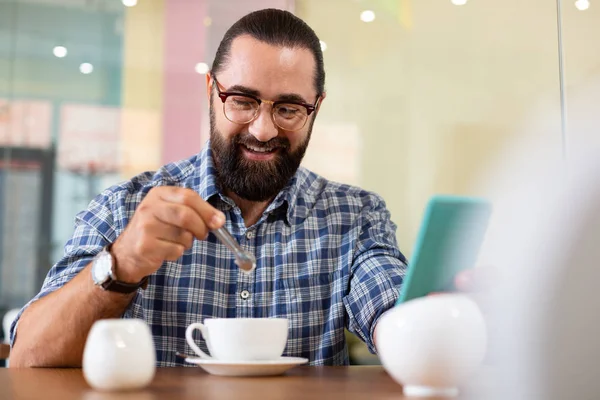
[315,92,326,113]
[206,73,213,105]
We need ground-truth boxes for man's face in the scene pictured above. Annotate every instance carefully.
[208,35,322,202]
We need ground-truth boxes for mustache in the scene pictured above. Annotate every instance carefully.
[233,134,291,151]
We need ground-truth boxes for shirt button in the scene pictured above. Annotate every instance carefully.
[245,230,255,239]
[240,290,250,300]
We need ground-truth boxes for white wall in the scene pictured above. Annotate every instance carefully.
[299,0,599,256]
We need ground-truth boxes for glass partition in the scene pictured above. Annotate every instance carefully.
[0,0,590,363]
[298,0,564,253]
[559,0,600,155]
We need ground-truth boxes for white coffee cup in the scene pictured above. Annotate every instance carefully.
[83,319,156,391]
[185,318,289,361]
[376,294,487,398]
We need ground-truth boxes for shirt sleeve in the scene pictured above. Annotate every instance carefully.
[9,191,118,348]
[343,193,407,354]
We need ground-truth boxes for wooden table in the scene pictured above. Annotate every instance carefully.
[0,366,489,399]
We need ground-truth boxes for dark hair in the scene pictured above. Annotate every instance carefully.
[211,8,325,95]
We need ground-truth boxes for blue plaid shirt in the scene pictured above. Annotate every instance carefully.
[11,141,406,366]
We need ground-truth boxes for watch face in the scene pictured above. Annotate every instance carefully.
[92,251,113,284]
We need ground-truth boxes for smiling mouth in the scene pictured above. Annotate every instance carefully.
[241,144,280,155]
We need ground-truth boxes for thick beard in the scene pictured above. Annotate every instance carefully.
[209,100,313,202]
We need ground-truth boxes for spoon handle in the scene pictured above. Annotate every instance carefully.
[212,226,244,257]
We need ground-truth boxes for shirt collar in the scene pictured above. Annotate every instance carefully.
[192,141,221,203]
[267,167,313,225]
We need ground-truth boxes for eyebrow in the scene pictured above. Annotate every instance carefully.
[276,93,310,104]
[225,84,311,104]
[227,84,261,98]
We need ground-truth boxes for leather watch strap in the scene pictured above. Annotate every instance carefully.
[101,244,149,294]
[101,275,149,294]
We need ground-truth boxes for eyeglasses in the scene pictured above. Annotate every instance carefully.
[212,76,320,132]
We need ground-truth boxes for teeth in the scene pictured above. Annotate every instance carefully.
[245,145,273,153]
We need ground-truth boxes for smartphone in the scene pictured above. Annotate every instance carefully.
[396,195,493,305]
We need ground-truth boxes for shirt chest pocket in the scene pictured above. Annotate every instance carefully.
[273,272,342,356]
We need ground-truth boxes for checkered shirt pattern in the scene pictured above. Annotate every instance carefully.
[11,141,406,366]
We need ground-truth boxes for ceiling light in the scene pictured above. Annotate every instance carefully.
[360,10,376,23]
[575,0,590,10]
[53,46,67,58]
[195,62,209,75]
[451,0,468,5]
[320,41,327,51]
[80,63,94,74]
[204,17,212,27]
[122,0,138,7]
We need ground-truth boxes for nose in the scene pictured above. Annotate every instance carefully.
[248,104,279,142]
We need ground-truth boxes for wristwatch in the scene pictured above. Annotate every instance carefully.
[91,245,149,294]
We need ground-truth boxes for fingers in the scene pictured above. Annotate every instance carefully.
[140,238,187,262]
[153,202,211,241]
[156,187,225,231]
[154,224,194,249]
[454,267,498,292]
[454,269,476,292]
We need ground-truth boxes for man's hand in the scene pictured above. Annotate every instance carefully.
[111,186,225,283]
[453,268,496,292]
[427,268,496,297]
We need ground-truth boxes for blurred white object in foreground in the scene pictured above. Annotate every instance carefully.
[469,83,600,398]
[83,319,155,391]
[377,294,487,397]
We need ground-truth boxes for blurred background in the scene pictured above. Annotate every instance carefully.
[0,0,598,364]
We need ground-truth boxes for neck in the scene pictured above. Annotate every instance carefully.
[226,191,273,227]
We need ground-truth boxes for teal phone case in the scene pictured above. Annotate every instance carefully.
[396,195,492,305]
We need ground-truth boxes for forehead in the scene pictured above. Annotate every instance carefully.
[217,35,317,99]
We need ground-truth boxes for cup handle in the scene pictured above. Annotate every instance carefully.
[185,323,212,359]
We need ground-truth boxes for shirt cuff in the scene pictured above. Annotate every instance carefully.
[369,299,398,354]
[366,287,399,354]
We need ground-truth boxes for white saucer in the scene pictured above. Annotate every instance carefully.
[184,356,309,377]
